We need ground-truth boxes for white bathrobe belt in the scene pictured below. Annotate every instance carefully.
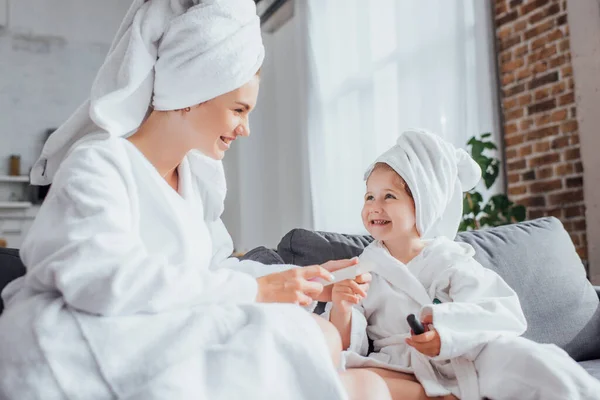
[411,350,480,399]
[451,357,480,400]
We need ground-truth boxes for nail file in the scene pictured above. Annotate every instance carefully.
[313,261,375,286]
[406,314,426,335]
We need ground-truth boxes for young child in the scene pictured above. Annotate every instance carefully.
[326,129,600,400]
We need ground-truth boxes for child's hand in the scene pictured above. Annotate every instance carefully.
[331,278,368,310]
[405,314,441,357]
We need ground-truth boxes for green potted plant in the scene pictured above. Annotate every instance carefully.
[460,133,526,231]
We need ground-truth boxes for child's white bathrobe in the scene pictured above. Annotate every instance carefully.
[332,239,600,400]
[334,238,526,399]
[333,129,600,399]
[0,136,347,400]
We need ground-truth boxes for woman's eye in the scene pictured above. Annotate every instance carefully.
[234,109,244,114]
[385,194,396,199]
[365,195,374,201]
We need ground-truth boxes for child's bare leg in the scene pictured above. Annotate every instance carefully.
[309,316,456,400]
[339,369,392,400]
[363,368,458,400]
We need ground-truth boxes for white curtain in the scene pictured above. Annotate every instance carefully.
[301,0,501,234]
[222,14,314,252]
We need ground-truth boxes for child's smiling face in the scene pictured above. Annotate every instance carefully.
[362,164,418,242]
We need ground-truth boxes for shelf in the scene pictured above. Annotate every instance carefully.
[0,202,32,209]
[0,175,29,183]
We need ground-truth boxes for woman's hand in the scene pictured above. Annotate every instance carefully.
[255,265,334,306]
[314,258,372,303]
[405,314,441,357]
[255,258,371,306]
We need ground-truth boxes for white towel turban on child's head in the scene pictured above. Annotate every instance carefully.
[364,129,482,240]
[31,0,264,186]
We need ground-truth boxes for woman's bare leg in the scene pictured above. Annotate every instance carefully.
[310,316,392,399]
[311,314,342,367]
[340,369,392,400]
[364,368,458,400]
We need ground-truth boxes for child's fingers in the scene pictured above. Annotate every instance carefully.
[333,282,367,302]
[332,280,354,289]
[337,293,361,304]
[406,338,423,351]
[344,279,368,297]
[333,285,363,299]
[354,272,372,285]
[405,339,438,357]
[410,330,437,343]
[410,345,437,357]
[332,284,356,294]
[422,314,433,325]
[358,282,370,293]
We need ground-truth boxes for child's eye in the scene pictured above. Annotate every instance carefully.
[365,195,374,201]
[385,194,396,200]
[234,109,244,114]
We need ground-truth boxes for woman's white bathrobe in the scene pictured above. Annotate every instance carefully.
[331,238,600,400]
[0,136,347,400]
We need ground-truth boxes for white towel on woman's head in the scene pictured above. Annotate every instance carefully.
[364,129,481,240]
[31,0,264,185]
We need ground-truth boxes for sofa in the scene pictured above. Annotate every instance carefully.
[1,217,599,380]
[244,217,600,380]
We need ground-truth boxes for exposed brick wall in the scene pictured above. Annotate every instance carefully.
[494,0,587,262]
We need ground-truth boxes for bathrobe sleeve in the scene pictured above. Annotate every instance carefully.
[420,258,527,361]
[321,301,370,355]
[21,146,259,316]
[208,218,294,277]
[208,219,320,312]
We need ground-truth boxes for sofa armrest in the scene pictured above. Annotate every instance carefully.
[595,286,600,300]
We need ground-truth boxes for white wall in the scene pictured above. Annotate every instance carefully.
[222,12,314,252]
[0,0,7,26]
[8,0,129,44]
[0,0,130,247]
[567,0,600,284]
[0,0,130,180]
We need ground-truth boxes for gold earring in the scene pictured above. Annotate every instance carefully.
[184,107,191,112]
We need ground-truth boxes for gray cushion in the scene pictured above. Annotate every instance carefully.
[277,230,373,266]
[456,217,600,362]
[239,246,285,265]
[277,217,600,362]
[0,248,26,315]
